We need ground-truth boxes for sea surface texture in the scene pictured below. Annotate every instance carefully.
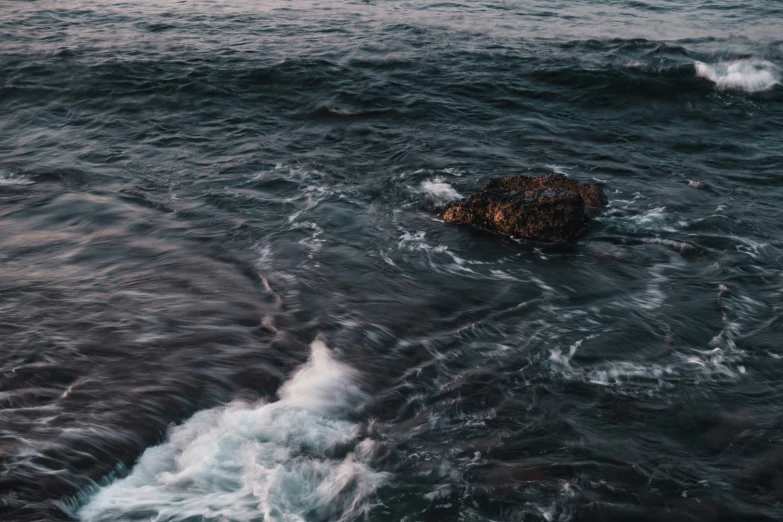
[1,1,782,521]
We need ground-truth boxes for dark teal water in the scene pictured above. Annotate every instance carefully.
[1,1,782,521]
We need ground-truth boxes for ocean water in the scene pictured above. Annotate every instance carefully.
[1,1,782,521]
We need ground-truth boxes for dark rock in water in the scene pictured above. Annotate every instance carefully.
[441,174,608,243]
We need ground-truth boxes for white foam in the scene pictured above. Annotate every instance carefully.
[0,172,34,185]
[629,206,670,228]
[546,165,570,176]
[442,167,464,177]
[399,230,448,254]
[78,341,387,522]
[396,230,492,277]
[601,205,684,234]
[642,237,696,254]
[549,337,677,390]
[419,177,461,203]
[293,220,325,256]
[695,59,780,93]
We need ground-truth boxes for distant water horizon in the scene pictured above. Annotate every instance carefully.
[1,1,782,521]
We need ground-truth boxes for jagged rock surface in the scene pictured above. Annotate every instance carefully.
[441,174,608,243]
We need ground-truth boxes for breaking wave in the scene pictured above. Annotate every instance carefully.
[694,58,780,92]
[76,341,387,522]
[419,177,462,203]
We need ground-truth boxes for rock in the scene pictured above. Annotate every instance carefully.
[441,174,608,243]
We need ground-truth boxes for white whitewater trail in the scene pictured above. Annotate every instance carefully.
[695,58,780,93]
[419,177,462,203]
[77,341,388,522]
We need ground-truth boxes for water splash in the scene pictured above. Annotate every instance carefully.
[695,59,780,92]
[419,177,462,203]
[76,341,387,522]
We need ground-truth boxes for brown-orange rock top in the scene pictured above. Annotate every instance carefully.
[441,174,608,243]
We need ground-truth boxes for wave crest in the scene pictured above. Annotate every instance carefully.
[77,341,387,522]
[695,58,780,93]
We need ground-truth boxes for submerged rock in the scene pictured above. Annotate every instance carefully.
[441,174,608,243]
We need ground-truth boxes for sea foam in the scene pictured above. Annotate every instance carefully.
[0,170,34,185]
[419,177,462,203]
[77,341,387,522]
[695,58,780,93]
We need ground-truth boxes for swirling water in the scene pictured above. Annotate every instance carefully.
[1,1,782,521]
